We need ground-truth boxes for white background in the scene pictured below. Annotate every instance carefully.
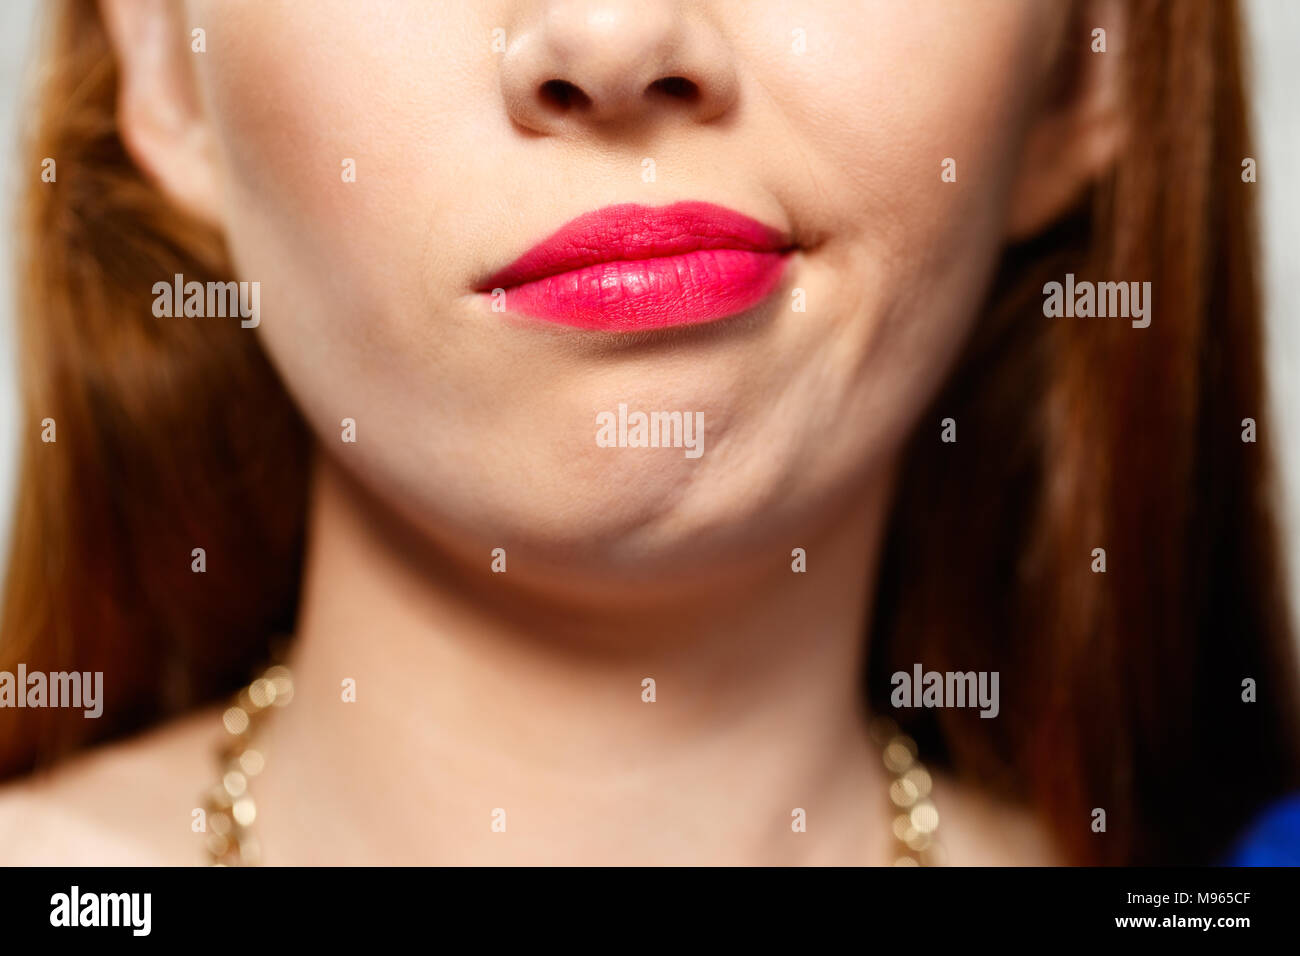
[0,1,1297,630]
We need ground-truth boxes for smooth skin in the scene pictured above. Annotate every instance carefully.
[0,0,1125,864]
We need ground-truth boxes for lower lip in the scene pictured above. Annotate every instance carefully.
[489,248,789,332]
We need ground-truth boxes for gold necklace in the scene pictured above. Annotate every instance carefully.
[202,664,293,866]
[869,715,945,866]
[204,665,943,866]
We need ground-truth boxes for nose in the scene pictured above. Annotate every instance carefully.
[500,0,739,133]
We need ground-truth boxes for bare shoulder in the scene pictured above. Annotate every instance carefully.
[931,769,1065,865]
[0,706,224,865]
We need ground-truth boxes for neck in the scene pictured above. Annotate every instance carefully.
[257,453,896,865]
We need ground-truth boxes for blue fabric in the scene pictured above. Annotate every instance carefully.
[1222,793,1300,865]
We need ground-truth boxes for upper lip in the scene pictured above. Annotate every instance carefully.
[476,201,793,291]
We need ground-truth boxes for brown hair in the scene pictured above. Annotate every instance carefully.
[867,0,1300,864]
[2,0,1297,865]
[0,0,308,768]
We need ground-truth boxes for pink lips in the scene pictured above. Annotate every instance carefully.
[476,202,792,331]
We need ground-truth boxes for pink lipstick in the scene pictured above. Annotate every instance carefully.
[476,202,792,331]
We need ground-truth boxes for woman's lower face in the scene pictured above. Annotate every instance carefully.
[176,0,1063,582]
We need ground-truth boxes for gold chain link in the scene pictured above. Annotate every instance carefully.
[203,665,294,866]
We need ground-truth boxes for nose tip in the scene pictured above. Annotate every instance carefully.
[500,1,739,132]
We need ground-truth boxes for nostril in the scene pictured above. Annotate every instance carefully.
[648,76,700,102]
[539,79,592,111]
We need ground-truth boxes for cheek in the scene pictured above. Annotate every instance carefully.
[728,0,1048,488]
[187,1,491,430]
[194,2,447,260]
[191,0,502,292]
[769,0,1043,249]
